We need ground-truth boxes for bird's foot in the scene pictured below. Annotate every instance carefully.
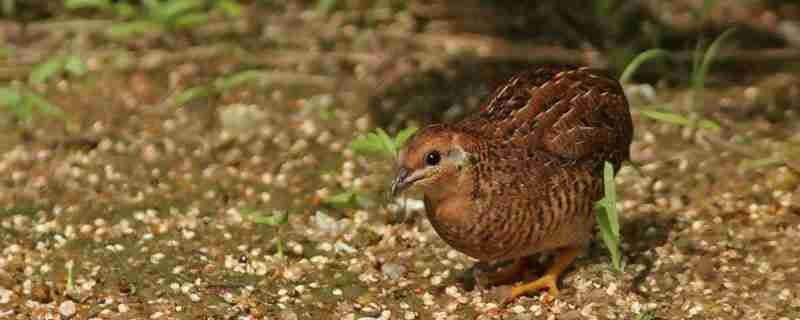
[502,246,581,304]
[504,273,559,304]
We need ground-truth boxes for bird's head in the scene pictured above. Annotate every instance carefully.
[391,124,473,198]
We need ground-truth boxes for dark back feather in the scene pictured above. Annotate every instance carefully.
[455,65,633,170]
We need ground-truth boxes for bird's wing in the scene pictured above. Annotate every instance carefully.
[457,65,633,166]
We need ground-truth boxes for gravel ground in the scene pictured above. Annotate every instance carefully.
[1,2,800,320]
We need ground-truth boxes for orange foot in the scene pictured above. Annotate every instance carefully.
[502,246,581,304]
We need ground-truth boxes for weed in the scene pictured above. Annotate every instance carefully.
[1,0,14,16]
[349,127,418,159]
[635,311,656,320]
[596,161,623,272]
[65,260,75,294]
[0,54,86,125]
[321,190,362,208]
[242,208,288,257]
[620,49,721,131]
[64,0,245,39]
[638,108,720,130]
[691,28,736,109]
[322,127,418,209]
[172,70,265,107]
[316,0,337,14]
[619,49,669,84]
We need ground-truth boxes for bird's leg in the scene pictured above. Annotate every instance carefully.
[486,259,525,285]
[472,259,525,289]
[505,246,581,303]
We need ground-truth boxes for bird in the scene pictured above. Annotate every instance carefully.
[390,65,633,302]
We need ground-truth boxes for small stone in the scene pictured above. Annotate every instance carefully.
[59,300,77,318]
[381,263,406,280]
[31,283,52,303]
[0,287,12,304]
[280,310,298,320]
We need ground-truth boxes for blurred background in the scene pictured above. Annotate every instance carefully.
[0,1,798,319]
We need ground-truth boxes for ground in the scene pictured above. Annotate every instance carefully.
[0,1,799,320]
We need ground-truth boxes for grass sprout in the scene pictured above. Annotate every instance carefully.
[619,49,669,84]
[638,108,720,130]
[349,127,418,159]
[66,0,245,39]
[243,208,288,256]
[321,190,361,208]
[0,54,87,124]
[596,161,623,272]
[691,28,736,109]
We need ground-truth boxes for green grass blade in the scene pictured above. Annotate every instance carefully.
[25,92,65,118]
[0,87,21,107]
[321,190,358,208]
[159,0,205,22]
[595,161,622,272]
[244,209,288,226]
[64,0,112,10]
[63,55,88,76]
[215,0,244,17]
[394,126,418,149]
[173,12,209,28]
[639,110,692,126]
[350,133,387,155]
[597,207,622,271]
[316,0,337,13]
[639,109,720,130]
[106,21,162,39]
[114,3,137,18]
[602,161,619,237]
[142,0,162,14]
[173,86,210,106]
[619,49,669,84]
[693,28,736,91]
[29,57,64,85]
[739,157,785,170]
[376,128,396,156]
[215,70,262,90]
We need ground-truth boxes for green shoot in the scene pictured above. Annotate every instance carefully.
[691,28,736,109]
[596,161,622,272]
[1,0,15,16]
[172,86,211,106]
[738,157,786,170]
[638,108,720,130]
[29,54,88,85]
[619,49,669,84]
[213,0,244,17]
[635,311,656,320]
[316,0,337,14]
[594,0,613,18]
[321,190,360,208]
[3,54,87,124]
[214,70,263,91]
[349,127,418,159]
[243,208,289,257]
[245,209,288,226]
[65,260,75,293]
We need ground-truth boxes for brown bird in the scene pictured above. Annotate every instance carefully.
[390,65,633,302]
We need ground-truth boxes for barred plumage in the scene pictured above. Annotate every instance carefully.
[392,65,633,301]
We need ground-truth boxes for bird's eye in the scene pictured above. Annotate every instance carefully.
[425,150,441,166]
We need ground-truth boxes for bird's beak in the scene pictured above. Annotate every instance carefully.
[390,167,412,197]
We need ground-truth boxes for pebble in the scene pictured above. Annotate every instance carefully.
[59,300,77,318]
[31,283,52,303]
[381,263,406,280]
[280,310,299,320]
[0,287,11,304]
